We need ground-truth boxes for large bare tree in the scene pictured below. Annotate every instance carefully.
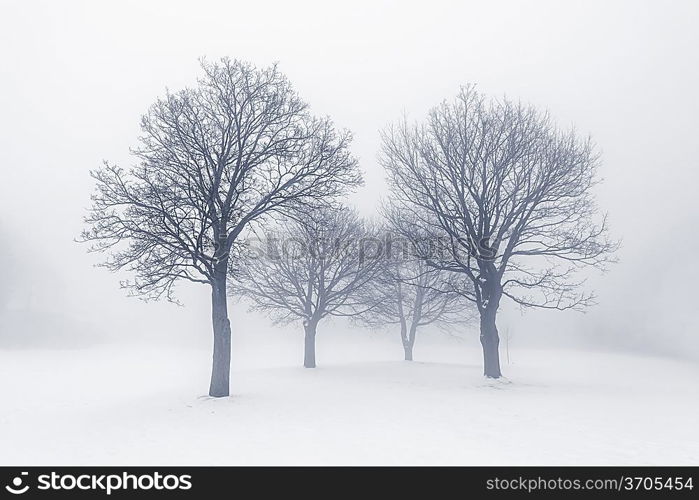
[233,208,382,368]
[81,58,362,396]
[381,86,617,378]
[364,241,471,361]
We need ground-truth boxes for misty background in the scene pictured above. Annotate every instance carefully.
[1,0,697,360]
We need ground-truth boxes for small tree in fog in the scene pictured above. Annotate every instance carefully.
[381,86,617,378]
[233,208,382,368]
[364,243,471,361]
[81,59,361,396]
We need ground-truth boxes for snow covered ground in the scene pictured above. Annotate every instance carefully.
[0,330,697,465]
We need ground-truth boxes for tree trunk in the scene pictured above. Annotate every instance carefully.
[303,320,318,368]
[209,272,231,397]
[399,320,414,361]
[479,309,502,378]
[403,322,417,361]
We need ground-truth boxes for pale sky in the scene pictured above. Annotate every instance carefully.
[1,0,698,357]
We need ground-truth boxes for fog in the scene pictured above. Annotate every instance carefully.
[1,0,698,360]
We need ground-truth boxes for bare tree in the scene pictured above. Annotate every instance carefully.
[233,208,382,368]
[381,86,617,378]
[80,58,362,396]
[364,238,471,360]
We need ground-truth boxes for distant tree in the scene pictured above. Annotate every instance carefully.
[363,237,471,361]
[381,86,617,378]
[233,208,382,368]
[80,58,361,396]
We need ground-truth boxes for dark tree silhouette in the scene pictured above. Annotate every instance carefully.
[381,86,617,378]
[80,58,361,396]
[233,208,382,368]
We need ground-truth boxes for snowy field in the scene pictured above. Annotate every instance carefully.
[0,331,697,466]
